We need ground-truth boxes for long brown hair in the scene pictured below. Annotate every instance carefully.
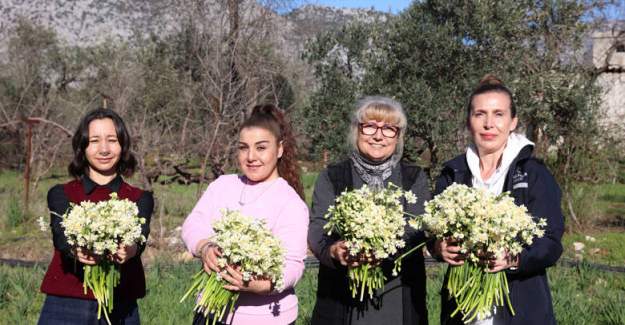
[240,104,304,199]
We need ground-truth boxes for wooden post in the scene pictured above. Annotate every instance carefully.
[323,149,329,167]
[24,121,33,212]
[22,118,40,213]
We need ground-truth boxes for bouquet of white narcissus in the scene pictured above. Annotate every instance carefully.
[323,183,416,301]
[58,192,146,325]
[408,183,546,323]
[180,209,286,325]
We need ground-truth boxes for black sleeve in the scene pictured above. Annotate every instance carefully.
[434,169,452,196]
[402,169,432,249]
[47,184,73,258]
[507,164,564,276]
[135,191,154,255]
[307,169,343,269]
[410,169,432,214]
[426,171,453,259]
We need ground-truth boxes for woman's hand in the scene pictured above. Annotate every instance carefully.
[434,238,465,266]
[330,240,351,266]
[219,265,273,294]
[75,247,101,265]
[330,240,379,268]
[197,241,222,274]
[196,241,273,294]
[112,244,138,264]
[484,250,519,273]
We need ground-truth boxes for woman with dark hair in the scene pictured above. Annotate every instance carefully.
[38,108,153,324]
[433,75,564,325]
[182,104,309,325]
[308,96,430,325]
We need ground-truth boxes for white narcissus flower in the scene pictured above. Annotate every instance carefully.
[404,191,418,204]
[38,216,49,231]
[323,183,417,300]
[58,192,145,256]
[408,183,546,269]
[324,183,415,261]
[210,209,286,292]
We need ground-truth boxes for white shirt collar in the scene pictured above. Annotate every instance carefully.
[466,133,534,194]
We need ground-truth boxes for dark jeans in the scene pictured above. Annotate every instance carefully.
[38,294,140,325]
[192,313,296,325]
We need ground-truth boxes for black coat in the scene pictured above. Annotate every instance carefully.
[436,145,564,325]
[308,159,431,325]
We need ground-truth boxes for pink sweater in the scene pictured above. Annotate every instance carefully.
[182,174,309,325]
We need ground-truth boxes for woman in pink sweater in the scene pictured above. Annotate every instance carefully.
[182,104,309,325]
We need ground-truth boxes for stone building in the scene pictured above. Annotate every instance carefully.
[592,23,625,137]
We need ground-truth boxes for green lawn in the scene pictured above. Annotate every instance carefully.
[0,171,321,236]
[567,182,625,228]
[562,231,625,266]
[1,171,624,324]
[1,262,623,325]
[595,183,625,226]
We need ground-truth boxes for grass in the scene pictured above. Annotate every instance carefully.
[549,263,625,325]
[0,170,319,237]
[1,170,624,324]
[5,194,25,229]
[150,181,204,236]
[1,262,624,325]
[0,170,53,234]
[561,231,625,266]
[0,171,321,260]
[568,182,625,228]
[3,170,622,227]
[301,172,319,205]
[140,261,196,324]
[0,263,46,324]
[7,171,624,266]
[595,183,625,226]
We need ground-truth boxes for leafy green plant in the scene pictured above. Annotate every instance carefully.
[600,292,625,325]
[4,195,25,229]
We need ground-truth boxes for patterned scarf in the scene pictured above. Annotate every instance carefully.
[350,151,397,189]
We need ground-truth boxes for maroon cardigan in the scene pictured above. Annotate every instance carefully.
[40,176,152,301]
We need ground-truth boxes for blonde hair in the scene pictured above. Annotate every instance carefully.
[349,96,407,160]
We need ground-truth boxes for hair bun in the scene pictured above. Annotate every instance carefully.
[252,104,272,115]
[252,104,284,116]
[479,74,504,87]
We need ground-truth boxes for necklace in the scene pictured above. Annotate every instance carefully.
[238,177,279,206]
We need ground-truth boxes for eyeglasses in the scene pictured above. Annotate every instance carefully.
[359,123,400,138]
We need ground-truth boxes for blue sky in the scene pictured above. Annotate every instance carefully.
[297,0,624,18]
[304,0,412,13]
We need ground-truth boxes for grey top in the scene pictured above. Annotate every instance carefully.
[308,162,431,325]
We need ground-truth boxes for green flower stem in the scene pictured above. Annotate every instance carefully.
[347,264,385,302]
[392,241,426,275]
[503,272,515,316]
[83,261,119,325]
[181,270,239,325]
[447,262,515,323]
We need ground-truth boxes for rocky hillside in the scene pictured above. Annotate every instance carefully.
[0,0,179,46]
[0,0,387,56]
[284,5,389,46]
